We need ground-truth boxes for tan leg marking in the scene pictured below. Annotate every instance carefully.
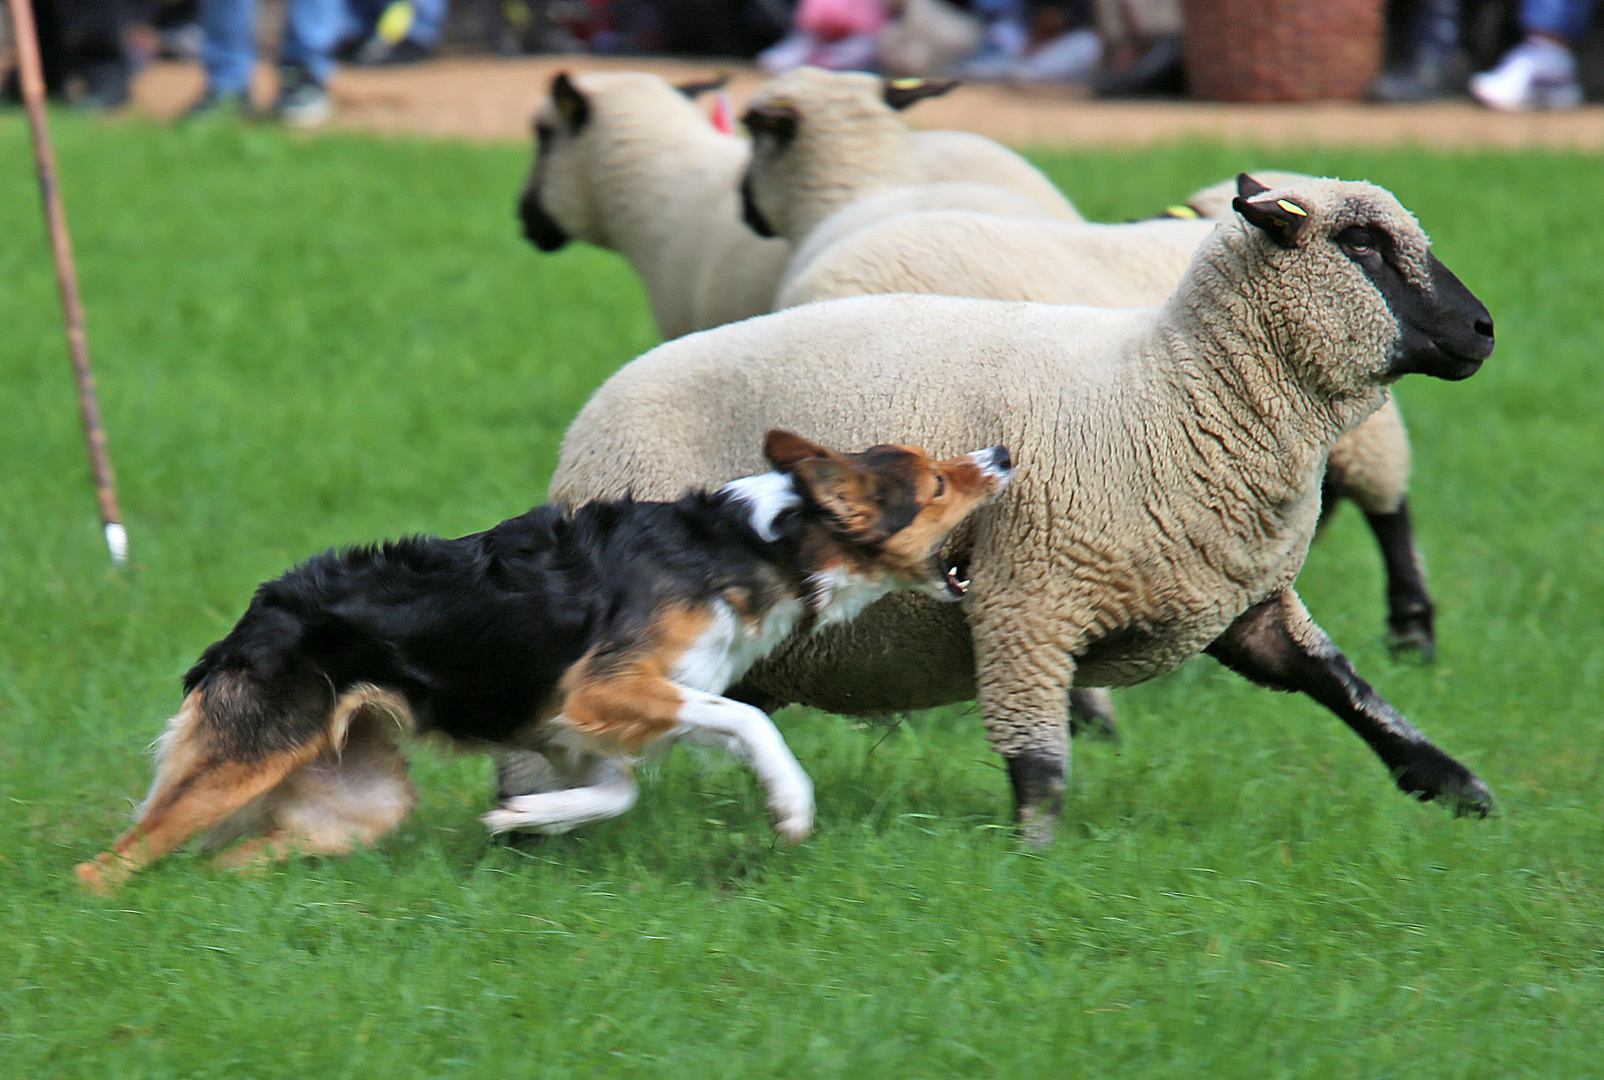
[75,684,415,893]
[209,708,416,871]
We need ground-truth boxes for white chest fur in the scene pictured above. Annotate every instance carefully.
[672,598,805,693]
[808,565,897,628]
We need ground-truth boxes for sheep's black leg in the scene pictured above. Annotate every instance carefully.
[1206,590,1492,816]
[1005,752,1066,840]
[1363,499,1437,661]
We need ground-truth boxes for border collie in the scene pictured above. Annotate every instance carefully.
[76,430,1011,892]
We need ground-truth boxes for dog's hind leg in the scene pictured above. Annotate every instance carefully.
[494,749,569,799]
[209,707,417,871]
[74,690,326,894]
[481,755,639,836]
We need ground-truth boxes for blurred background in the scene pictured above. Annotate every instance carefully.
[3,0,1601,125]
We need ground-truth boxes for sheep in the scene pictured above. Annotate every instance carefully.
[779,212,1215,310]
[737,66,1082,257]
[1172,174,1435,654]
[517,69,1078,340]
[1172,170,1318,222]
[547,176,1497,843]
[900,128,1078,222]
[778,177,1439,659]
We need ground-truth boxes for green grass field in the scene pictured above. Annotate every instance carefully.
[1,115,1600,1079]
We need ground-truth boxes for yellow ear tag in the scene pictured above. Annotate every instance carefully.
[1276,199,1308,217]
[1164,205,1201,219]
[890,77,927,89]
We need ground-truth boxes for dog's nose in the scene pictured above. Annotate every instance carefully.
[990,445,1011,473]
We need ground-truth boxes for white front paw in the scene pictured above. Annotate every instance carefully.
[772,810,813,846]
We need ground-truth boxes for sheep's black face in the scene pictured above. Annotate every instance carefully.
[518,121,571,252]
[739,102,798,238]
[1337,225,1495,381]
[519,187,570,252]
[740,171,776,238]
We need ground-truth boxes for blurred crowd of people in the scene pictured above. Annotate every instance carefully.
[2,0,1596,122]
[1,0,447,121]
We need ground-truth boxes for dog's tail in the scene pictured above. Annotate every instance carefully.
[75,655,403,894]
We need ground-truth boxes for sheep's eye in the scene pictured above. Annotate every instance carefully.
[1337,226,1378,256]
[535,122,556,143]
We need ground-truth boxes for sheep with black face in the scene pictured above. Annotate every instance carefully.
[737,68,1082,297]
[776,173,1441,659]
[517,70,1076,340]
[548,177,1497,842]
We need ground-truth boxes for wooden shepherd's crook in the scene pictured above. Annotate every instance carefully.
[7,0,128,565]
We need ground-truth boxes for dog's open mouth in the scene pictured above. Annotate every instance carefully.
[943,563,971,598]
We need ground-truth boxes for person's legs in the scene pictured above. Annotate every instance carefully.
[278,0,345,86]
[407,0,448,49]
[1470,0,1597,108]
[1371,0,1462,102]
[1523,0,1598,42]
[198,0,256,96]
[63,0,137,108]
[273,0,343,125]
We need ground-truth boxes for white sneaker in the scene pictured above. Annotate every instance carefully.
[1469,38,1584,111]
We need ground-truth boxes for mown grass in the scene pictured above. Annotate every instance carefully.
[0,115,1600,1079]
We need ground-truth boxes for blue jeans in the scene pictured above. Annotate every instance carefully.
[200,0,344,93]
[342,0,449,49]
[1523,0,1598,41]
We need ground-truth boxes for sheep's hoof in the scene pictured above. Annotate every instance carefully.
[1396,755,1495,818]
[1386,622,1437,664]
[1007,752,1066,849]
[1439,774,1496,819]
[1016,809,1058,850]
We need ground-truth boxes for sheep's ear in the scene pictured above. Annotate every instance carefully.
[882,77,959,110]
[551,72,590,131]
[742,101,799,145]
[763,429,832,471]
[1233,195,1311,249]
[1236,172,1272,198]
[675,74,729,99]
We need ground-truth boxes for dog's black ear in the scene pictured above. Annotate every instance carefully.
[882,77,959,110]
[551,72,590,131]
[675,73,729,99]
[742,100,799,146]
[1232,193,1312,249]
[1236,172,1272,199]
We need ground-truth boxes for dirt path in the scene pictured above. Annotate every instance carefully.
[126,55,1604,150]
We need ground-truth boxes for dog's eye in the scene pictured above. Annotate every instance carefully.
[932,474,946,498]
